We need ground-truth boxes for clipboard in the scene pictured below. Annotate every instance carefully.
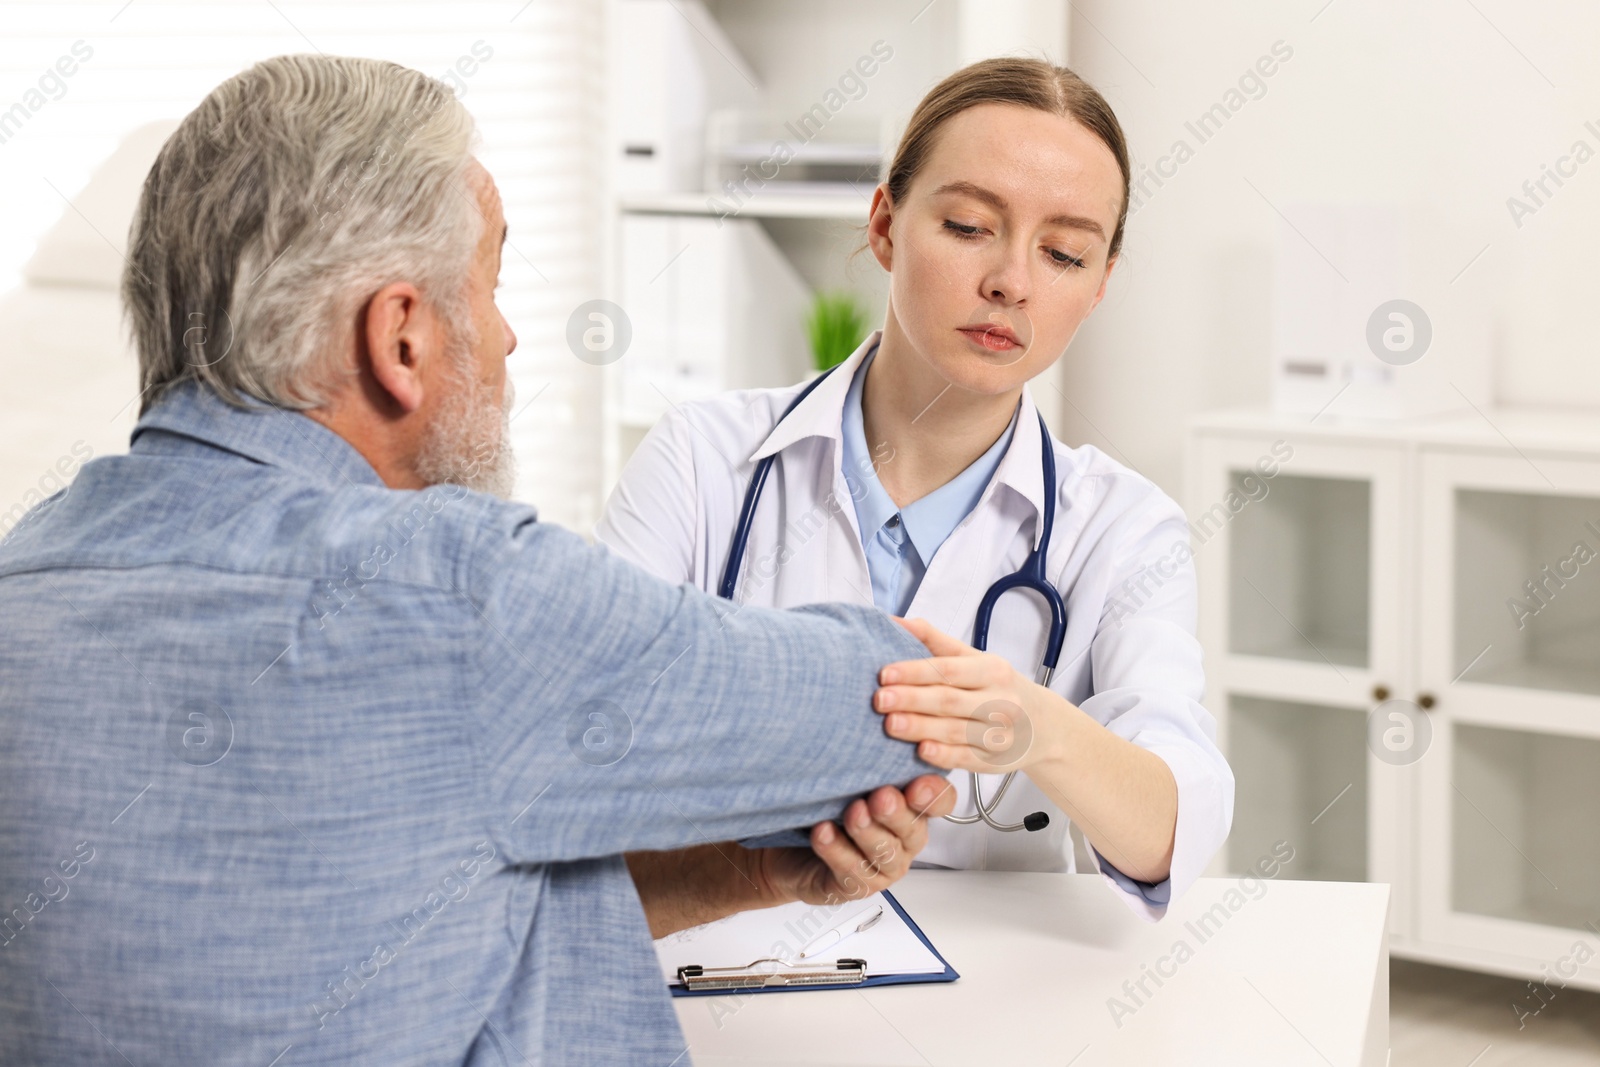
[662,890,958,997]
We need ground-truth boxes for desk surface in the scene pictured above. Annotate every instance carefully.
[673,870,1389,1067]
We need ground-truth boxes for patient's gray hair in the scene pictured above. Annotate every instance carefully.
[123,54,481,413]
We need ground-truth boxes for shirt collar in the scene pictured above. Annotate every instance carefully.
[840,343,1021,563]
[129,381,386,490]
[989,385,1051,548]
[751,329,1054,549]
[898,402,1018,561]
[838,343,902,543]
[749,332,880,464]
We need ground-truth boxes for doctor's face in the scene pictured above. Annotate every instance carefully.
[869,102,1123,396]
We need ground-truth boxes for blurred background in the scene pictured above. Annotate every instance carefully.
[4,0,1600,1060]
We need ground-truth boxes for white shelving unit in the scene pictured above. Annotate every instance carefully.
[618,191,867,221]
[1189,406,1600,991]
[598,0,1070,491]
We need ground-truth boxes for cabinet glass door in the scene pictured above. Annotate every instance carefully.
[1227,695,1368,883]
[1228,474,1371,670]
[1451,488,1600,695]
[1451,724,1600,931]
[1193,435,1405,709]
[1416,449,1600,979]
[1191,431,1408,924]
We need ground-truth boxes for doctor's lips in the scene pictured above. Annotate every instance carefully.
[957,322,1025,352]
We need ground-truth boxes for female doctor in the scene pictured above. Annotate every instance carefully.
[599,57,1232,927]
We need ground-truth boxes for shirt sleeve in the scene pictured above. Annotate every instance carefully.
[592,407,697,584]
[463,504,941,866]
[1075,484,1234,921]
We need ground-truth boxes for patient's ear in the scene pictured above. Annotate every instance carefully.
[361,281,437,415]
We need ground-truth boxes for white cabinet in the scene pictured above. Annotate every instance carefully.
[1190,408,1600,991]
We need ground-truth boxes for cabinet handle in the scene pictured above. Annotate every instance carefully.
[1417,692,1437,710]
[1371,684,1390,702]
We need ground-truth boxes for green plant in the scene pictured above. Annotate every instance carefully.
[805,291,868,372]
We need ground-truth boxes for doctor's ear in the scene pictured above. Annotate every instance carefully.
[1088,253,1119,311]
[360,280,437,416]
[865,185,896,272]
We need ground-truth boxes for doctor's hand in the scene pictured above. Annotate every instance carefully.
[875,617,1065,774]
[747,775,955,908]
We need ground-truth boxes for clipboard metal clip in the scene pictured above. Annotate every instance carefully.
[677,957,868,992]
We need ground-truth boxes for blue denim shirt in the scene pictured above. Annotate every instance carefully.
[0,383,936,1066]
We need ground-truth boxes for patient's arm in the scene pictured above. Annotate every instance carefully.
[627,775,955,938]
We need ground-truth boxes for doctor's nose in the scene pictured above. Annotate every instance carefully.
[980,246,1031,307]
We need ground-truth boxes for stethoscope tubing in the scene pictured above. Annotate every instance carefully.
[718,363,1066,833]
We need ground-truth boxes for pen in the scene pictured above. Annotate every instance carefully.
[796,903,885,960]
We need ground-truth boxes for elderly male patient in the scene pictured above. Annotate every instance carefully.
[0,55,955,1065]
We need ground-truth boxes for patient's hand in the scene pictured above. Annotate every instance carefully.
[627,775,954,937]
[748,774,955,907]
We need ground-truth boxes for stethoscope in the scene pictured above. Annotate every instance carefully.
[718,366,1065,833]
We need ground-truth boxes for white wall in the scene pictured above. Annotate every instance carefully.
[1065,0,1600,497]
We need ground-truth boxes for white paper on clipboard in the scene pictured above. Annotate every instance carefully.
[653,891,946,983]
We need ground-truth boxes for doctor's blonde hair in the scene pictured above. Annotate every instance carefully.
[884,57,1132,261]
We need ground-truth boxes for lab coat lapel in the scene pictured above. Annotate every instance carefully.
[749,332,879,609]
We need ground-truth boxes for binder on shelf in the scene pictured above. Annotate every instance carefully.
[655,889,958,998]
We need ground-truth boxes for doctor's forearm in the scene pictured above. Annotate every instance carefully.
[1030,701,1178,884]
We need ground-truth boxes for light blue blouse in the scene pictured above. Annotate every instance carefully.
[839,345,1019,616]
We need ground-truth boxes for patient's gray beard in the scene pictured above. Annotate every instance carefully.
[415,347,517,500]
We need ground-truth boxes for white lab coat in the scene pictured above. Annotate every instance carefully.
[595,333,1233,920]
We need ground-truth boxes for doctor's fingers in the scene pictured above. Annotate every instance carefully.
[878,680,1010,717]
[879,652,1012,690]
[890,710,1035,772]
[913,739,1024,774]
[893,616,972,657]
[885,709,993,751]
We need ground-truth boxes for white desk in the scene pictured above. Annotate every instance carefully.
[674,871,1389,1067]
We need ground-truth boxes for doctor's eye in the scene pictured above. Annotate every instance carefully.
[942,220,984,240]
[1045,246,1086,271]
